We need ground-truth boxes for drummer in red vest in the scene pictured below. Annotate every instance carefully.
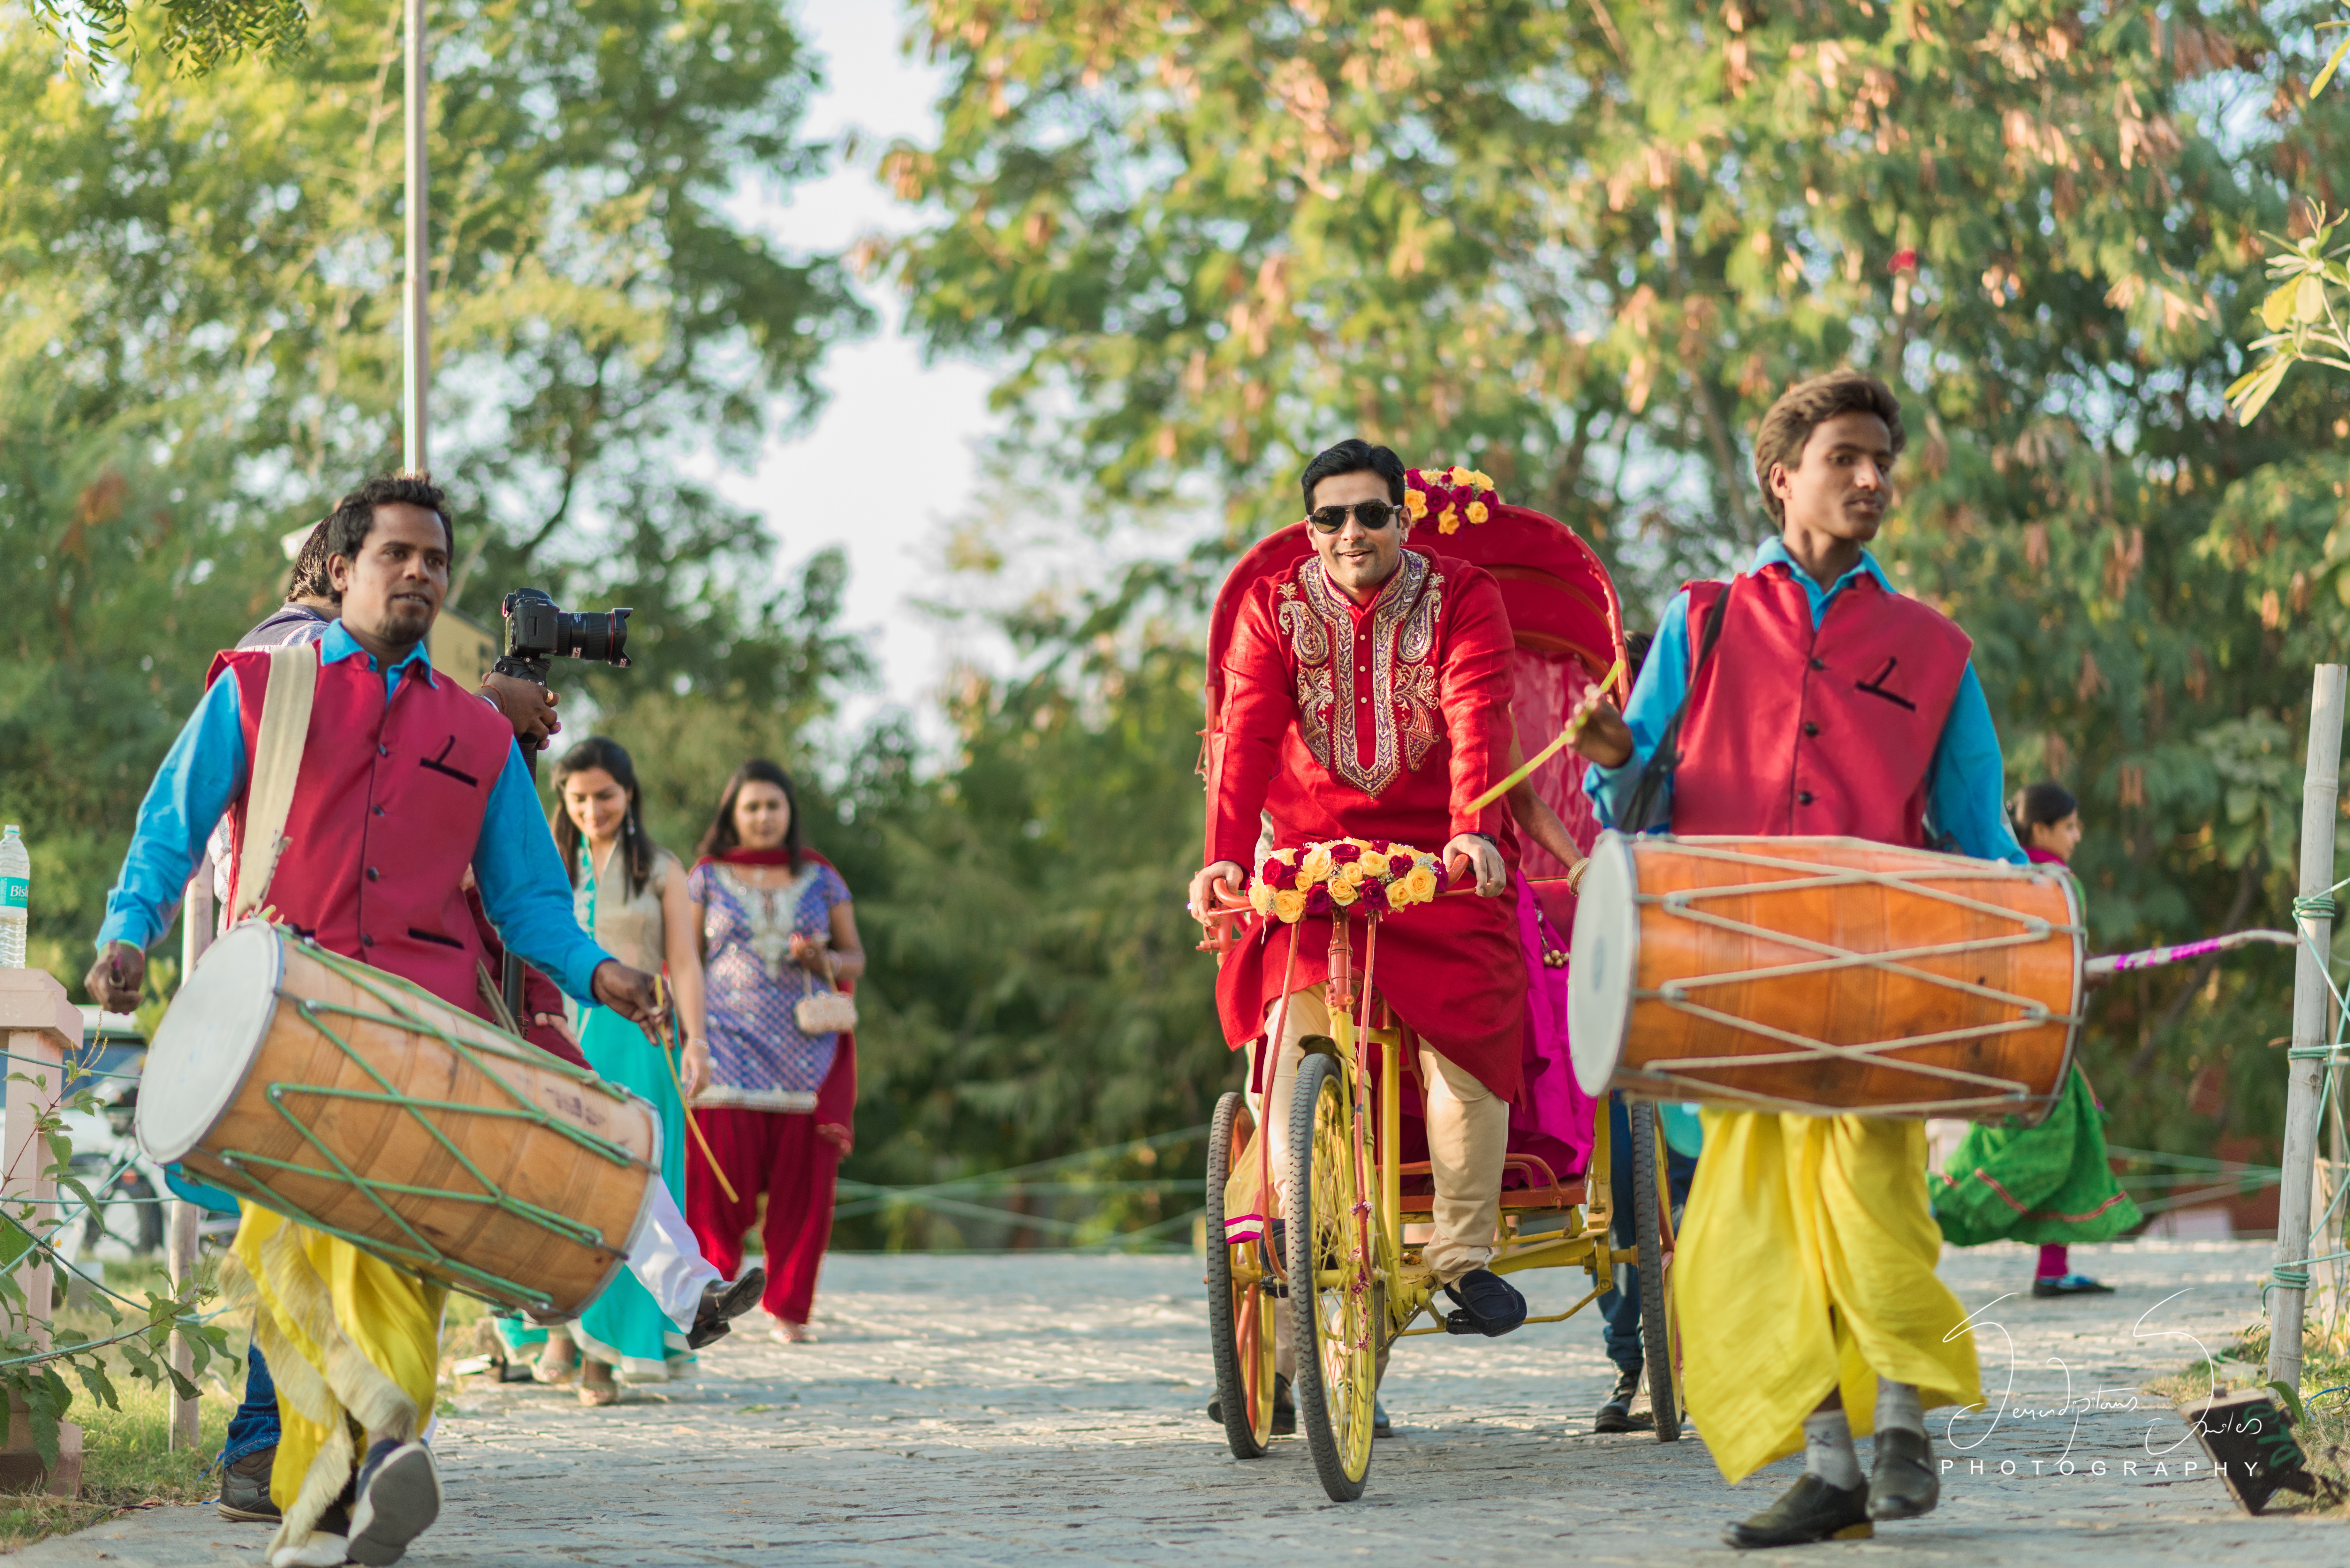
[85,477,763,1568]
[1189,438,1531,1427]
[1570,371,2025,1549]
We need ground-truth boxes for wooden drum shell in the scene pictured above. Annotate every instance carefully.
[1570,834,2082,1123]
[162,933,656,1315]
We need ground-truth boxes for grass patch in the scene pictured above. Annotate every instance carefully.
[0,1261,244,1550]
[2149,1319,2350,1518]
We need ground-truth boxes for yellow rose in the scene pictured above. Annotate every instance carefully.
[1470,469,1496,491]
[1447,465,1474,486]
[1250,881,1276,916]
[1437,505,1460,534]
[1328,874,1360,907]
[1268,846,1298,866]
[1403,488,1429,520]
[1273,888,1308,923]
[1387,863,1440,909]
[1466,500,1490,525]
[1299,844,1336,884]
[1341,857,1370,886]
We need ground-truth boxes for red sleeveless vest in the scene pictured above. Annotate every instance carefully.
[209,644,514,1014]
[1670,564,1972,846]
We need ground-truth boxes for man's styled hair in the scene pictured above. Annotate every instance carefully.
[1751,370,1906,523]
[285,518,337,603]
[322,473,454,563]
[1299,438,1407,513]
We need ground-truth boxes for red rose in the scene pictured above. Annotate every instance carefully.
[1303,883,1334,916]
[1329,842,1362,864]
[1258,858,1285,884]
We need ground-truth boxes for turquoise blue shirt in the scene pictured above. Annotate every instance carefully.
[96,621,610,999]
[1584,540,2025,864]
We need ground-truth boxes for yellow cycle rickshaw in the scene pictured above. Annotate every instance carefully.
[1194,498,1683,1501]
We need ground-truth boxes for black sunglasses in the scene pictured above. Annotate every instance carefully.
[1308,499,1405,534]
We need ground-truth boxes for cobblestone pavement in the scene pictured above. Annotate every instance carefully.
[15,1239,2342,1565]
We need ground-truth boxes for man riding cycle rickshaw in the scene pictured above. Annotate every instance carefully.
[1189,439,1677,1501]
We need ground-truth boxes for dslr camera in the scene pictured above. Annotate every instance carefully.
[495,586,632,682]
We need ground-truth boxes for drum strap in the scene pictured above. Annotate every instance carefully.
[232,643,320,923]
[1619,584,1731,834]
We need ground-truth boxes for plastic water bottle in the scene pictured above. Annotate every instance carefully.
[0,825,26,969]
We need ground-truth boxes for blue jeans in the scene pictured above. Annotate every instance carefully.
[1598,1096,1698,1375]
[222,1346,279,1466]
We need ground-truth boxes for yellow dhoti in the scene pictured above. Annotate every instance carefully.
[1676,1111,1981,1483]
[232,1204,444,1556]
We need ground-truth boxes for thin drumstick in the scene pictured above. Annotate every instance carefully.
[1464,656,1628,815]
[656,970,740,1204]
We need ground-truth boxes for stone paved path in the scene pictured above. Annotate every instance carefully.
[15,1239,2342,1564]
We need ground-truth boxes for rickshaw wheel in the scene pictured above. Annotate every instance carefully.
[1628,1100,1681,1443]
[1205,1090,1277,1458]
[1286,1052,1377,1501]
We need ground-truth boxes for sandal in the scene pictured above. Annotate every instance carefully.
[533,1328,580,1386]
[579,1359,619,1407]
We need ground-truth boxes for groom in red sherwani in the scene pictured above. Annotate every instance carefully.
[1190,438,1529,1339]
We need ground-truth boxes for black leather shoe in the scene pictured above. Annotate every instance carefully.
[688,1267,767,1349]
[216,1447,280,1523]
[1725,1474,1873,1548]
[1207,1372,1296,1434]
[1594,1365,1650,1434]
[1442,1268,1528,1337]
[1372,1398,1392,1439]
[2031,1274,2115,1297]
[1869,1426,1939,1520]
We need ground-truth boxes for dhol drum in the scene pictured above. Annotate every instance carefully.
[137,923,659,1315]
[1569,834,2083,1122]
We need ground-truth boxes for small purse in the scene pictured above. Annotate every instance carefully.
[795,953,858,1035]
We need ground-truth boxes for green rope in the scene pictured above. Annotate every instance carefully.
[2295,895,2342,921]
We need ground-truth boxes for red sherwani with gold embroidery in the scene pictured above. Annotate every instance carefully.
[1209,546,1527,1097]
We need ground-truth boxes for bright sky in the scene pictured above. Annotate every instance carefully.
[720,1,999,736]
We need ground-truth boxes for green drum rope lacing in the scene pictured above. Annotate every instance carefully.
[207,933,653,1309]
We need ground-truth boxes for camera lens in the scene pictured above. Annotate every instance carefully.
[554,608,629,664]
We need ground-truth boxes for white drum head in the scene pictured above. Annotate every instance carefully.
[137,922,284,1163]
[1568,832,1640,1096]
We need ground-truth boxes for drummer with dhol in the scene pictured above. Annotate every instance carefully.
[82,476,761,1568]
[1188,437,1530,1385]
[1569,371,2025,1549]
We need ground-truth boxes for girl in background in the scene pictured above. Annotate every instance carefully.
[688,760,864,1341]
[535,737,715,1400]
[1933,781,2139,1296]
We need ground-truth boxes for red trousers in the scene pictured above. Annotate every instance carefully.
[685,1107,840,1325]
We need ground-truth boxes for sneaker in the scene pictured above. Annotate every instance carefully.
[688,1267,767,1349]
[1725,1473,1872,1549]
[2031,1274,2115,1297]
[344,1439,441,1566]
[1594,1365,1650,1434]
[1441,1268,1528,1337]
[217,1447,280,1523]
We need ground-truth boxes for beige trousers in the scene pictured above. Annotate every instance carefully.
[1247,988,1508,1286]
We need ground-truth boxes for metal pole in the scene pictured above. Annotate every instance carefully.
[401,0,429,475]
[2271,663,2346,1392]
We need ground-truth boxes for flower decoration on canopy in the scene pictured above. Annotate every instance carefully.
[1247,838,1442,922]
[1403,465,1503,536]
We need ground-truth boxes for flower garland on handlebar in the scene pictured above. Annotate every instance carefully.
[1247,838,1440,923]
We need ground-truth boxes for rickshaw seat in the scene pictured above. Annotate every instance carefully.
[1389,1155,1585,1218]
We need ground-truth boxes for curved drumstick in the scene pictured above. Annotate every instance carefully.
[2084,928,2299,980]
[1464,656,1628,815]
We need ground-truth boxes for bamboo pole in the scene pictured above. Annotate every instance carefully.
[167,865,216,1451]
[2271,664,2347,1392]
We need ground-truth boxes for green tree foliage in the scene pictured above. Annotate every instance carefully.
[0,0,868,976]
[883,1,2350,1171]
